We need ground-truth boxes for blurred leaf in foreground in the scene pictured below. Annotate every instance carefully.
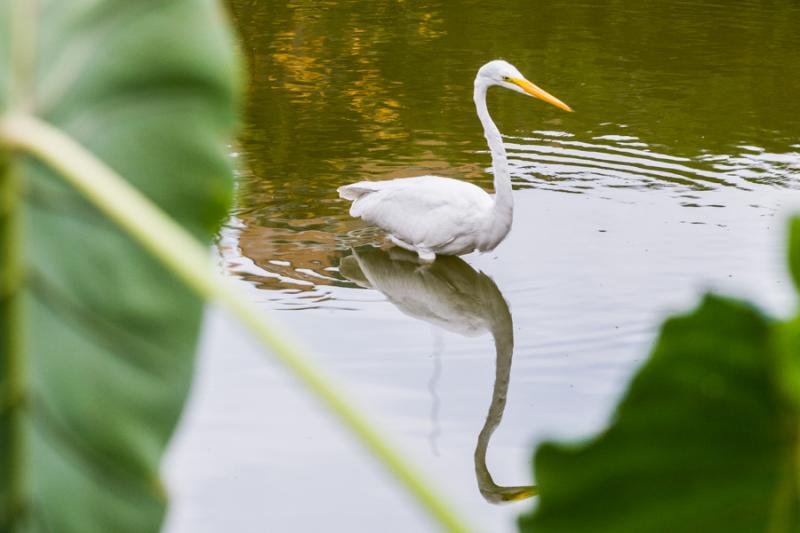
[0,1,239,532]
[520,291,800,532]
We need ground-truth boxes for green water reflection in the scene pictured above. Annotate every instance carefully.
[226,0,799,292]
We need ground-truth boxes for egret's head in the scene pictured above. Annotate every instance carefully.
[477,59,572,112]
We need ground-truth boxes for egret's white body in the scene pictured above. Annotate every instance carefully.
[338,60,572,262]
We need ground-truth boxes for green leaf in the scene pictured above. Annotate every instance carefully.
[520,295,800,533]
[0,2,240,532]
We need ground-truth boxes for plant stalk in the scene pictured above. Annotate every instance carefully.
[0,113,473,533]
[2,1,38,527]
[0,146,26,530]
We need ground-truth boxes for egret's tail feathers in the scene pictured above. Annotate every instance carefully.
[337,182,381,201]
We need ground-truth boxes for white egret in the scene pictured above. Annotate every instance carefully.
[338,59,572,262]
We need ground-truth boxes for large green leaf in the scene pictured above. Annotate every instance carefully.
[0,2,239,532]
[520,295,800,532]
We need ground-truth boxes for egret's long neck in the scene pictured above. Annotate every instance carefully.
[474,81,513,248]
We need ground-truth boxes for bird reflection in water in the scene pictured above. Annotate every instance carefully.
[339,246,536,503]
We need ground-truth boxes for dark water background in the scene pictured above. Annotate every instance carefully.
[165,2,800,532]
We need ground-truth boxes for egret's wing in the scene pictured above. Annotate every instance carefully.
[346,176,491,248]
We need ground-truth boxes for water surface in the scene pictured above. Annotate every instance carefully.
[165,2,800,532]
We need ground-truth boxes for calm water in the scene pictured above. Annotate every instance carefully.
[165,1,800,532]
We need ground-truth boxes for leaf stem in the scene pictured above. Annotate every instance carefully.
[2,1,38,527]
[0,144,25,530]
[0,113,473,533]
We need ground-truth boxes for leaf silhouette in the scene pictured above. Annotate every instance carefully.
[520,294,800,533]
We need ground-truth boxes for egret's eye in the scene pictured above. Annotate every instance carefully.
[502,76,510,81]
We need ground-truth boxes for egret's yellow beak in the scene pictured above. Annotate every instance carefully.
[509,77,573,112]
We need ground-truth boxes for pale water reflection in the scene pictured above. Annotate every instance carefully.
[340,247,537,503]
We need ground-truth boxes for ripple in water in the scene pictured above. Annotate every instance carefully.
[225,129,799,308]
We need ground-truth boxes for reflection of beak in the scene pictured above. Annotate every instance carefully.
[509,77,573,112]
[504,486,539,502]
